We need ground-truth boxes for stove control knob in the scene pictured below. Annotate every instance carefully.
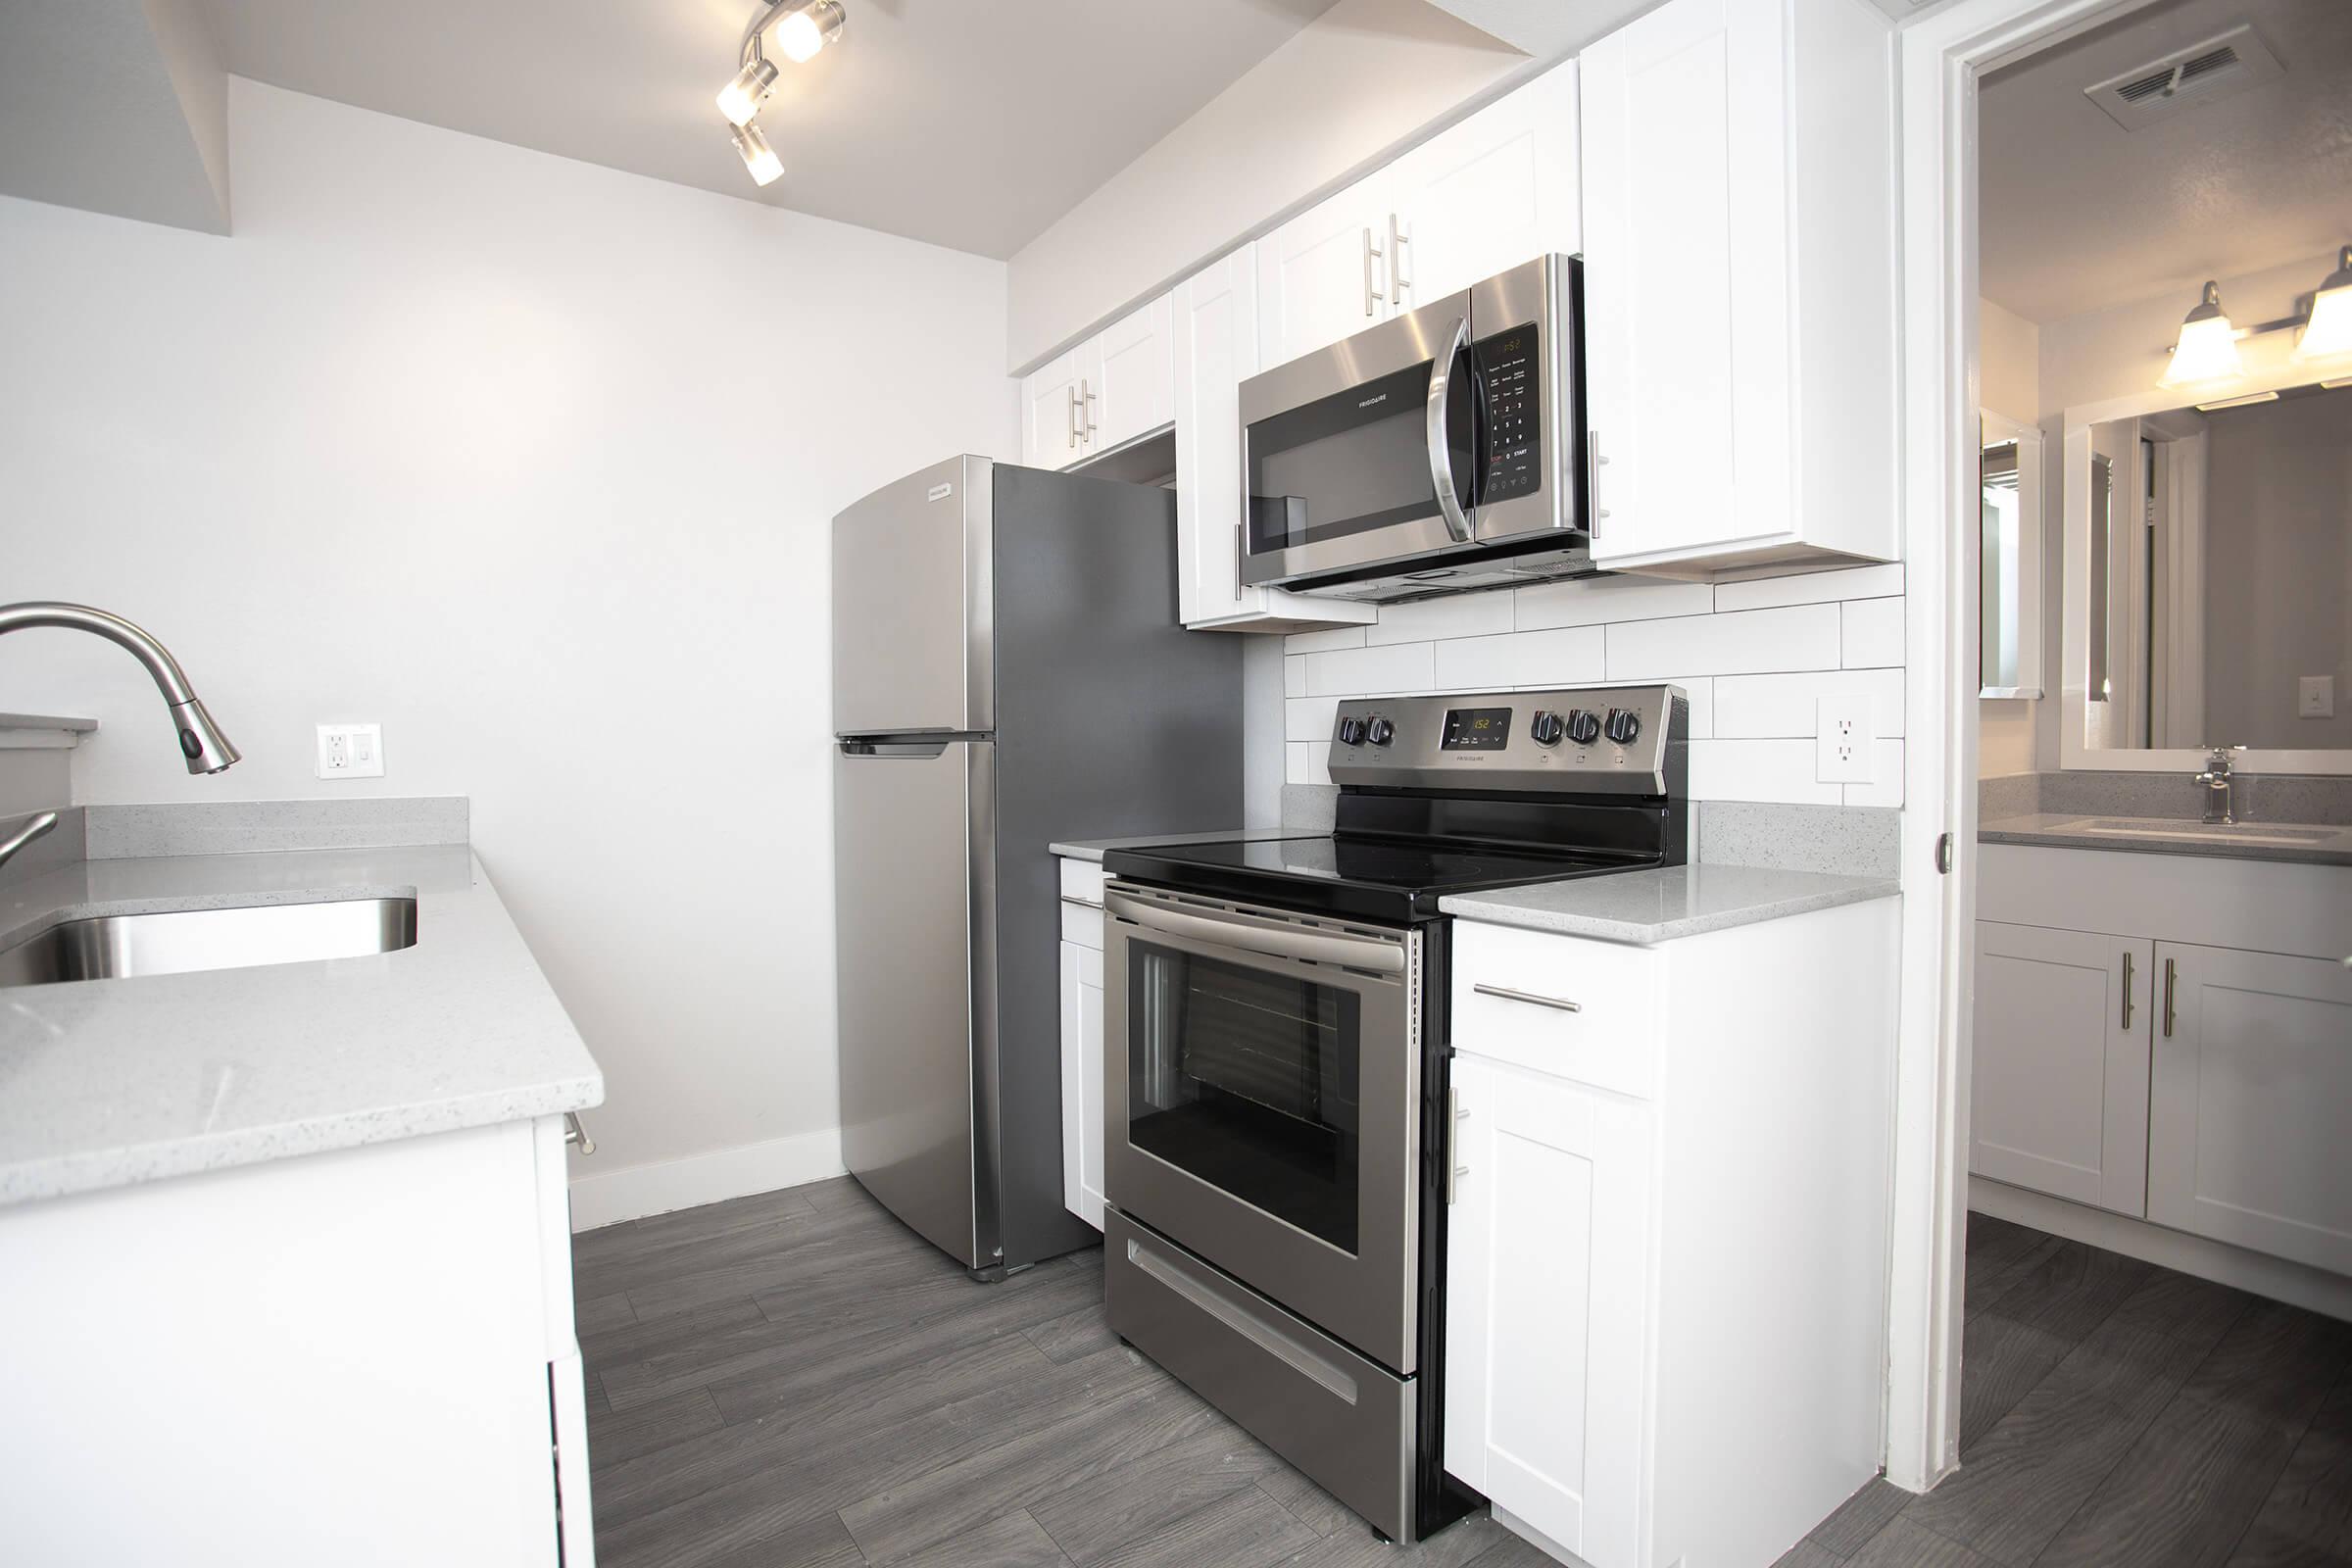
[1366,717,1396,747]
[1529,710,1565,746]
[1337,716,1366,747]
[1563,709,1602,746]
[1604,709,1642,746]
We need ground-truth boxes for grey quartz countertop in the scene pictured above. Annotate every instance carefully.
[1980,812,2352,867]
[1050,827,1296,862]
[1440,864,1901,945]
[0,844,602,1205]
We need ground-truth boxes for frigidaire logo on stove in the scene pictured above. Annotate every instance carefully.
[1356,393,1388,409]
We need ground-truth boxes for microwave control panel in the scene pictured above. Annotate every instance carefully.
[1476,322,1542,505]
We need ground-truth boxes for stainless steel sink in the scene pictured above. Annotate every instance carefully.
[0,897,418,987]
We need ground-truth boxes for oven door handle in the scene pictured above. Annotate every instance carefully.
[1425,314,1475,545]
[1105,890,1405,975]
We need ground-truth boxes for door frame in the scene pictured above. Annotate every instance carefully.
[1889,0,2162,1493]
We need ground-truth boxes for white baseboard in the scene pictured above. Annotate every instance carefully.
[1970,1176,2352,1323]
[567,1126,846,1232]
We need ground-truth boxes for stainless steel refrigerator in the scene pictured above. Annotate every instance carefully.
[832,455,1243,1277]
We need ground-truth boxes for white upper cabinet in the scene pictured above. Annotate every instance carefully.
[1093,295,1175,454]
[1254,177,1397,370]
[1580,0,1896,574]
[1021,339,1102,470]
[1388,62,1581,311]
[1174,248,1376,631]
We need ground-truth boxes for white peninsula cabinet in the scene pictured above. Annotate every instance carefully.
[1444,899,1898,1568]
[1057,855,1107,1229]
[1579,0,1898,575]
[1974,845,2352,1294]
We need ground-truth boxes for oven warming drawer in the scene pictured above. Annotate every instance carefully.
[1103,1206,1418,1542]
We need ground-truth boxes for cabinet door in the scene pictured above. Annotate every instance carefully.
[2148,943,2352,1274]
[1021,341,1102,470]
[1971,922,2152,1215]
[1255,173,1396,369]
[1174,252,1259,625]
[1388,62,1581,311]
[1445,1054,1648,1568]
[1580,0,1790,564]
[1093,295,1174,453]
[1059,939,1105,1229]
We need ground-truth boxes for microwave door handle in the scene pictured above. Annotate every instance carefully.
[1104,890,1405,975]
[1425,315,1475,545]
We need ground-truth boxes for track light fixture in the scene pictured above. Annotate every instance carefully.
[718,0,848,188]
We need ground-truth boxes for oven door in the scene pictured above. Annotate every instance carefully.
[1240,286,1482,591]
[1102,882,1423,1374]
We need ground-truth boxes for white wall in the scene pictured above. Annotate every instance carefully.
[1274,565,1909,808]
[1005,0,1524,372]
[0,79,1018,1218]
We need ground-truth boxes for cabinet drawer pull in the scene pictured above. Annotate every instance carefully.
[2122,950,2135,1030]
[564,1111,596,1154]
[1081,378,1099,442]
[1362,226,1385,317]
[2162,957,2178,1039]
[1066,385,1081,451]
[1474,982,1582,1014]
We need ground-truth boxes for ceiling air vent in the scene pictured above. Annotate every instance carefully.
[2084,24,2283,131]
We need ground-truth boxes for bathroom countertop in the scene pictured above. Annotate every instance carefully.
[1441,864,1901,945]
[1980,812,2352,867]
[1050,827,1295,862]
[0,843,601,1206]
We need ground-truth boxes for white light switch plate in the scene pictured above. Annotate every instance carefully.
[2300,676,2335,719]
[1816,696,1876,783]
[316,722,384,779]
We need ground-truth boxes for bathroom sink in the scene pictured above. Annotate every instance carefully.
[2064,818,2339,849]
[0,897,417,987]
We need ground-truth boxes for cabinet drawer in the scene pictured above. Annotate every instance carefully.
[1451,921,1658,1098]
[1058,858,1106,906]
[1061,900,1103,951]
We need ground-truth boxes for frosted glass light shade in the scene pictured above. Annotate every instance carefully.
[2160,281,2242,386]
[2294,248,2352,361]
[717,56,778,126]
[774,1,844,63]
[733,121,783,186]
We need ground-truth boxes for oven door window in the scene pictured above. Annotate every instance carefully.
[1246,351,1478,558]
[1126,941,1361,1254]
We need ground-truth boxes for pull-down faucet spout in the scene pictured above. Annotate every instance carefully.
[0,603,241,774]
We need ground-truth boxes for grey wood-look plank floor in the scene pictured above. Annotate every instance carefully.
[1778,1214,2352,1568]
[573,1175,1557,1568]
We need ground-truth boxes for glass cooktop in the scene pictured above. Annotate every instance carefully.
[1102,833,1638,922]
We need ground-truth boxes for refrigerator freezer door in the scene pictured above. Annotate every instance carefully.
[833,455,995,738]
[833,738,1000,1270]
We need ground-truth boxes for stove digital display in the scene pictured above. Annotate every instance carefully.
[1441,707,1512,752]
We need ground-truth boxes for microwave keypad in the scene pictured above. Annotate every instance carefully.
[1476,322,1541,504]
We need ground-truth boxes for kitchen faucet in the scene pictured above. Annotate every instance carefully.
[0,603,241,774]
[2195,746,2243,825]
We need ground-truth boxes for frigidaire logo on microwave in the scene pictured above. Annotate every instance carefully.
[1357,393,1388,409]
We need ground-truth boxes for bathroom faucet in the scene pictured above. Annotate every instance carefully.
[2195,746,2243,825]
[0,603,241,773]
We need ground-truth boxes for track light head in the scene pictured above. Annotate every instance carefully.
[718,52,779,127]
[773,0,845,64]
[733,120,783,186]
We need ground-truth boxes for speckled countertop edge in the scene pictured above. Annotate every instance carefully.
[1051,828,1297,862]
[1441,864,1901,945]
[0,843,602,1207]
[1979,813,2352,867]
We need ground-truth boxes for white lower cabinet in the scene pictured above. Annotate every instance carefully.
[1057,856,1106,1230]
[1445,900,1898,1568]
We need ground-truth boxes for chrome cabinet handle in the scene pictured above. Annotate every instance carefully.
[1362,226,1386,317]
[1587,430,1610,534]
[1474,982,1582,1014]
[1066,385,1080,451]
[1446,1087,1467,1205]
[1389,213,1408,304]
[1425,315,1475,545]
[2122,950,2136,1030]
[564,1111,596,1155]
[2162,957,2178,1039]
[1081,378,1099,442]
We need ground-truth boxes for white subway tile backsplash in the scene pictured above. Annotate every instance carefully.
[1286,740,1333,786]
[1304,640,1436,696]
[1713,563,1904,612]
[1714,668,1906,739]
[1515,575,1714,630]
[1284,656,1305,698]
[1689,739,1843,805]
[1844,741,1905,808]
[1285,625,1369,655]
[1365,592,1514,646]
[1433,626,1605,690]
[1841,598,1904,667]
[1286,696,1341,741]
[1605,604,1839,680]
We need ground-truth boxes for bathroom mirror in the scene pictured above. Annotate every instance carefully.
[1980,412,2043,698]
[2061,379,2352,773]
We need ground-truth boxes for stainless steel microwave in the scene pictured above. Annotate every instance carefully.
[1239,253,1594,604]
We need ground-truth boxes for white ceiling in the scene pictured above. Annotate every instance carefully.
[197,0,1351,259]
[1980,0,2352,324]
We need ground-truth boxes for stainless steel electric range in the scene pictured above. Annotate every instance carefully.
[1099,685,1690,1544]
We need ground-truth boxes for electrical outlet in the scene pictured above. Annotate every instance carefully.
[2300,676,2335,719]
[1816,695,1876,783]
[316,722,384,779]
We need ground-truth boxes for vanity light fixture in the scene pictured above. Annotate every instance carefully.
[733,120,783,186]
[2160,280,2243,386]
[2294,245,2352,361]
[719,0,847,189]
